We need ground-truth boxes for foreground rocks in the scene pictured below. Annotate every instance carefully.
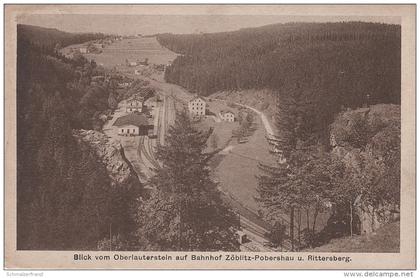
[330,104,400,235]
[73,129,141,189]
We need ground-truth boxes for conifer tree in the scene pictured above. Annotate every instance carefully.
[136,110,240,251]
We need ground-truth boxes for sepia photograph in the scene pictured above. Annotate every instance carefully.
[4,4,416,270]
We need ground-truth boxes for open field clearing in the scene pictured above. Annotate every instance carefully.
[194,117,237,153]
[214,115,274,212]
[84,37,178,68]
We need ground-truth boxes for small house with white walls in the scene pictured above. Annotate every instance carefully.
[188,96,206,116]
[79,47,88,54]
[126,97,144,113]
[219,110,235,122]
[93,43,103,49]
[113,114,151,136]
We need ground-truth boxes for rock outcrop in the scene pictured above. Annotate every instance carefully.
[330,104,400,235]
[73,129,141,189]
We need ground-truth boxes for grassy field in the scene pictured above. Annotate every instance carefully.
[214,115,275,212]
[83,37,178,68]
[195,117,238,153]
[212,109,330,236]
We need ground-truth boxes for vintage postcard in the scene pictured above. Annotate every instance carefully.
[4,4,416,270]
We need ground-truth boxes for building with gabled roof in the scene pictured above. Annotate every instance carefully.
[113,114,151,136]
[126,97,144,113]
[219,110,235,122]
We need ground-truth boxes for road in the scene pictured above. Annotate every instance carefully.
[207,97,275,137]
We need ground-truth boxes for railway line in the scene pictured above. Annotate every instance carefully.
[138,136,160,170]
[137,93,172,173]
[147,135,158,162]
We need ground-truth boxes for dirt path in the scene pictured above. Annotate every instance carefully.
[207,97,274,136]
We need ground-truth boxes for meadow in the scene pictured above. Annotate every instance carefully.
[85,37,178,68]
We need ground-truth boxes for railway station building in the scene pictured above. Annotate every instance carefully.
[113,114,152,136]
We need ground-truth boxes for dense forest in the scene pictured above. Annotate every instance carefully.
[17,25,142,249]
[17,24,108,53]
[158,22,400,144]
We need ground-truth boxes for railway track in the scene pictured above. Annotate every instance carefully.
[138,136,160,170]
[136,93,169,174]
[147,135,158,163]
[155,100,162,147]
[162,95,169,144]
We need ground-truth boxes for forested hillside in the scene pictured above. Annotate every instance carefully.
[158,22,401,250]
[18,24,107,52]
[158,22,400,143]
[17,26,141,250]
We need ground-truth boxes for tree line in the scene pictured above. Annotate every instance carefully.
[18,24,109,53]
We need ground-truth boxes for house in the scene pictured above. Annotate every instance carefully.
[128,62,137,67]
[145,96,157,109]
[64,52,74,59]
[79,47,88,54]
[118,82,131,89]
[126,97,144,113]
[93,43,103,49]
[91,76,105,82]
[113,114,151,136]
[188,96,206,116]
[219,110,235,122]
[139,58,149,66]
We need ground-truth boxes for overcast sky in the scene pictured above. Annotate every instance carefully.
[18,14,400,36]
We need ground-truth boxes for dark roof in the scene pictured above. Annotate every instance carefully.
[189,96,206,103]
[129,96,144,101]
[220,110,235,115]
[113,114,149,127]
